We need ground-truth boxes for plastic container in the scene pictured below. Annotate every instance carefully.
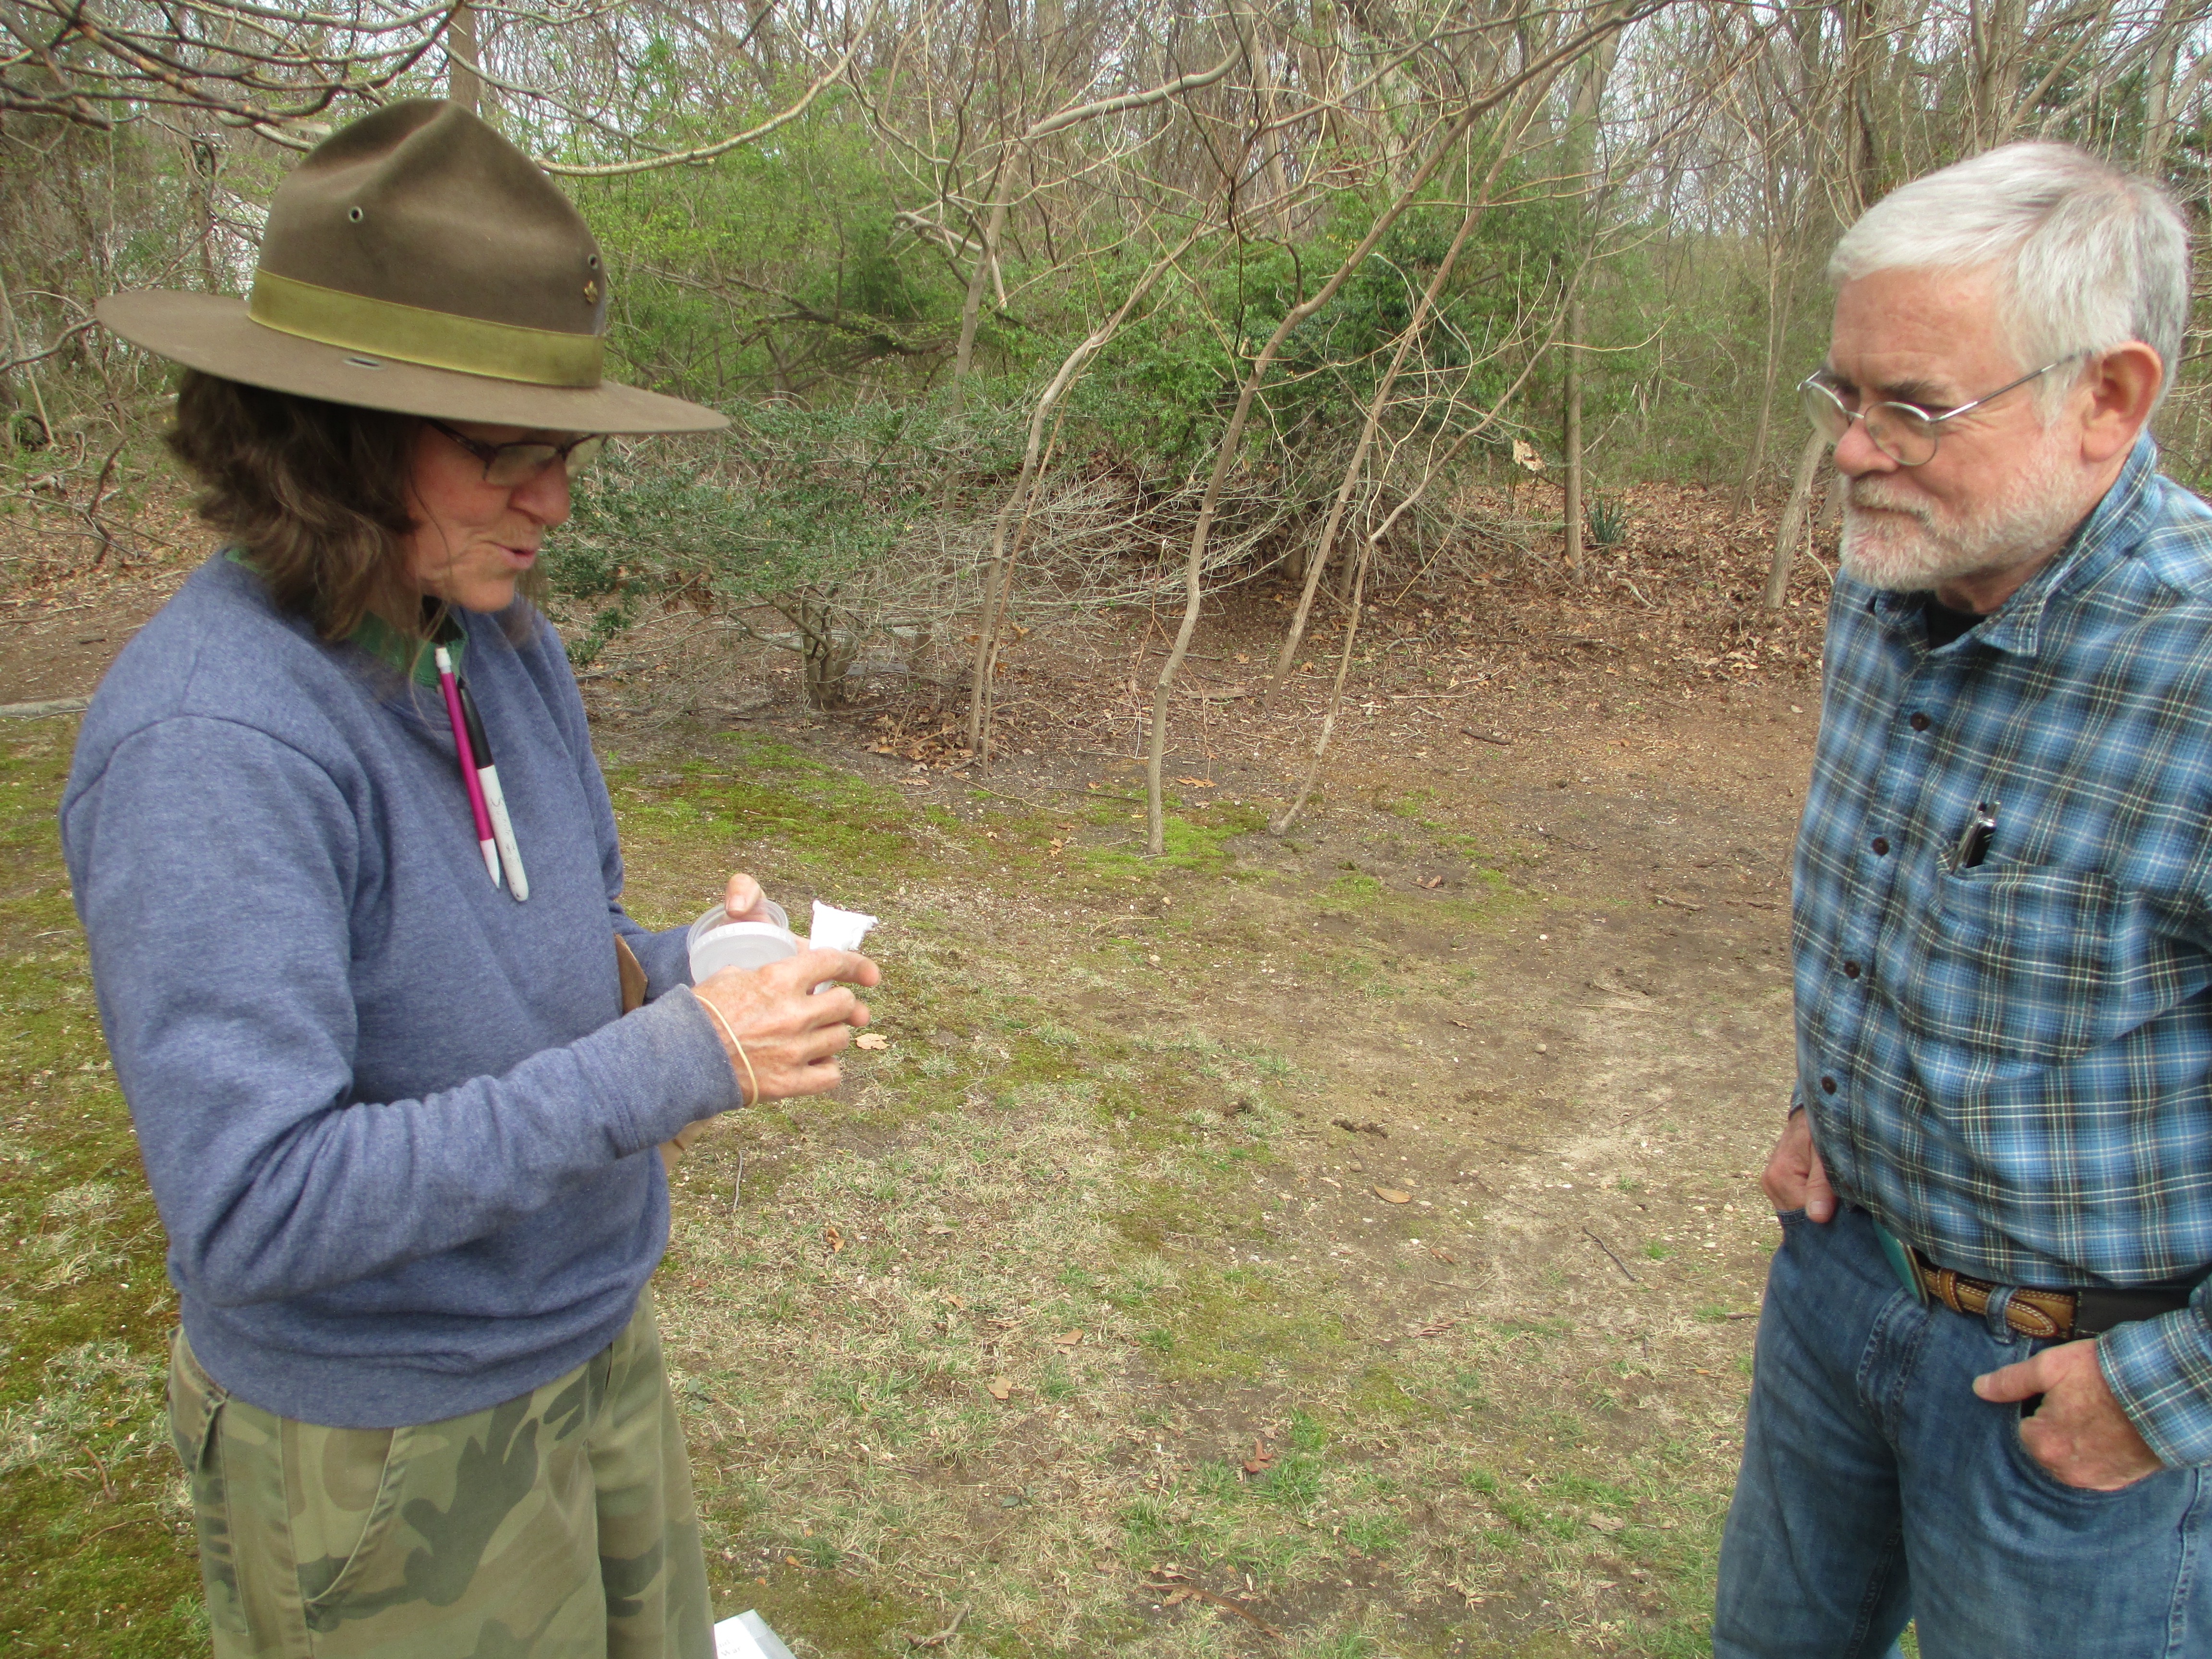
[687,899,797,982]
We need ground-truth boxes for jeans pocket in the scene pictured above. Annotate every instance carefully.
[2000,1407,2142,1506]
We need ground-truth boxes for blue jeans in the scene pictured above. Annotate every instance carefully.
[1713,1205,2212,1659]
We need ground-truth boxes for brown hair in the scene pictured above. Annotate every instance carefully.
[166,371,423,640]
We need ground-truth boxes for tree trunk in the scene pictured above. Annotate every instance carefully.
[1971,0,2026,145]
[1239,7,1298,241]
[1563,291,1584,583]
[949,194,1008,414]
[1271,521,1375,836]
[1739,165,1790,512]
[2142,4,2183,173]
[1837,0,1884,214]
[447,3,481,115]
[0,262,53,451]
[791,592,861,709]
[188,132,221,293]
[1556,16,1615,576]
[1765,430,1827,608]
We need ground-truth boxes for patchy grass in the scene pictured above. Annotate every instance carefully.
[1079,802,1269,881]
[1325,873,1384,905]
[603,733,962,903]
[0,726,202,1657]
[613,731,1754,1657]
[0,715,1759,1658]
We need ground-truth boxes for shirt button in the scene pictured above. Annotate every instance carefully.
[1820,1075,1838,1094]
[1871,836,1890,855]
[1843,961,1862,978]
[1910,712,1931,732]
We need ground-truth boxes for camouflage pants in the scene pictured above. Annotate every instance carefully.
[168,1288,714,1659]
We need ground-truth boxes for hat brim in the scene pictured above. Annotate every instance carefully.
[97,291,729,434]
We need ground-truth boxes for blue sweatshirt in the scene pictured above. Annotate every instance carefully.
[61,553,737,1428]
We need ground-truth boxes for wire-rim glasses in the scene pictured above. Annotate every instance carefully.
[428,419,606,486]
[1797,355,2080,466]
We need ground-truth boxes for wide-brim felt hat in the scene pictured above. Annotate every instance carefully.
[97,100,726,434]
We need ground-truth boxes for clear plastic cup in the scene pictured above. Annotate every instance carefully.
[687,900,797,982]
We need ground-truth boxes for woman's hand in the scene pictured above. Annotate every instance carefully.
[720,871,779,925]
[693,948,880,1101]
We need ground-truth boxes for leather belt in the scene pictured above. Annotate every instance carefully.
[1884,1227,2203,1340]
[1907,1254,2082,1339]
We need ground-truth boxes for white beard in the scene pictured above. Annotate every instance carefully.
[1839,424,2090,594]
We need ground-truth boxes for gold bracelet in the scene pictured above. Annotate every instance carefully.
[697,996,761,1106]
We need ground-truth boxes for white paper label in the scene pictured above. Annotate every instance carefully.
[808,901,879,993]
[809,900,879,953]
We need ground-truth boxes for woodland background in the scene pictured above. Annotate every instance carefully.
[4,0,2212,821]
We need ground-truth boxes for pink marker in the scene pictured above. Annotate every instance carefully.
[435,644,501,887]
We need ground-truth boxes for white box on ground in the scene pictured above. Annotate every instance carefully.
[714,1610,799,1659]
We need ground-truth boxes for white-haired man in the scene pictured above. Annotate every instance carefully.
[1715,143,2212,1656]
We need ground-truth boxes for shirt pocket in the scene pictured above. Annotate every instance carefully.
[1895,865,2116,1066]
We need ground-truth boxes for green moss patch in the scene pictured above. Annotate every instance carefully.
[0,728,200,1656]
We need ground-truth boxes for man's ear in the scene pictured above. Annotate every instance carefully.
[2077,341,2164,464]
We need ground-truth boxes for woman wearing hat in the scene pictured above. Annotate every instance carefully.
[62,101,874,1658]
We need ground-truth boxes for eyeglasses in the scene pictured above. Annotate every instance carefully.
[428,419,605,486]
[1798,356,2079,466]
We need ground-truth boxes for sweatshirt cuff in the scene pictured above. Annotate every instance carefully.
[2096,1300,2212,1468]
[573,987,739,1155]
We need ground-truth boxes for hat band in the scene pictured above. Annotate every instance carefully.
[247,270,603,388]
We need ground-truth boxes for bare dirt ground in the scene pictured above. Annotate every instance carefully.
[0,481,1825,1657]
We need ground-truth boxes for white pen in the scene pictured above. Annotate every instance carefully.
[434,645,501,887]
[453,670,530,901]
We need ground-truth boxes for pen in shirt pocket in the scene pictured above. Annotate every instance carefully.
[1951,802,1997,871]
[455,673,530,901]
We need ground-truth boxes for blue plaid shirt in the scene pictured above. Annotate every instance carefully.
[1797,436,2212,1467]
